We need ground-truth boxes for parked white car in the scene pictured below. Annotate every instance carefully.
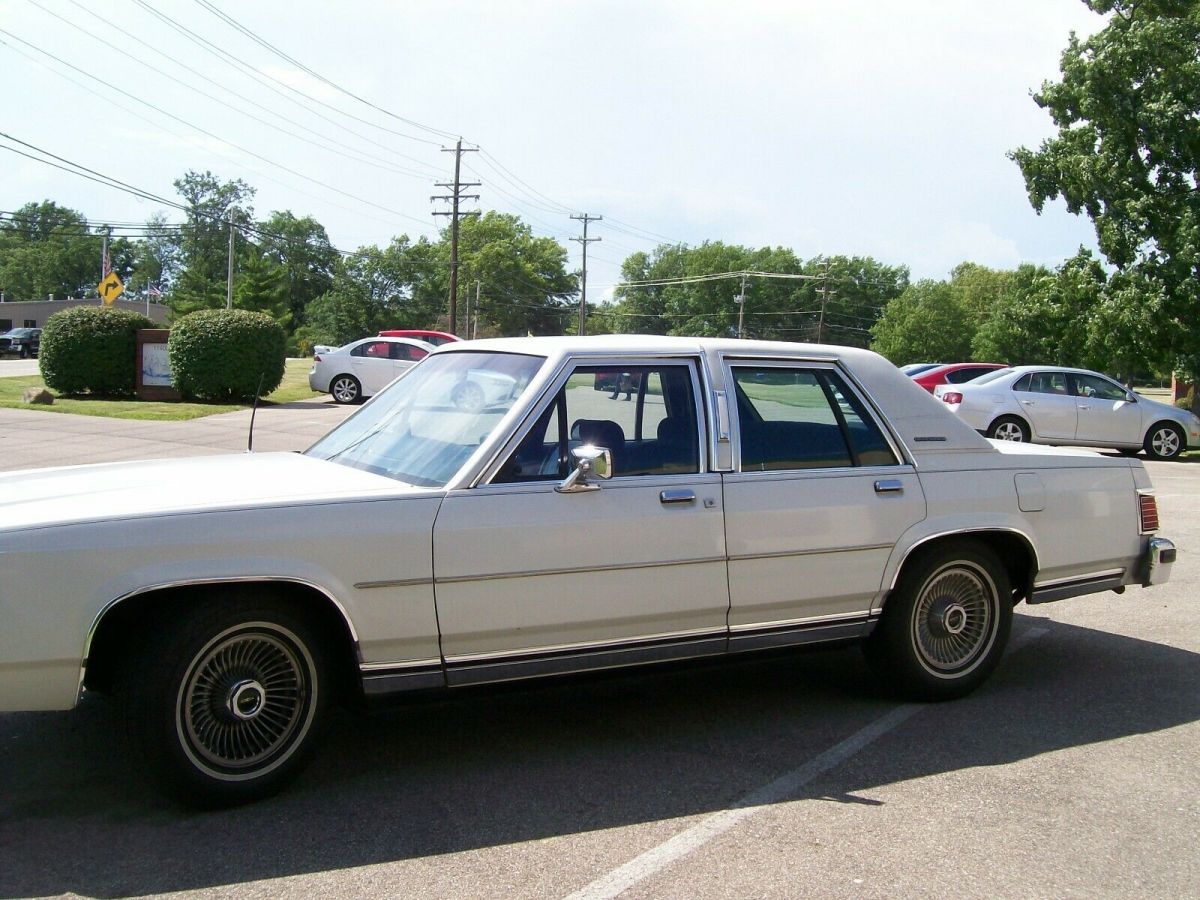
[934,365,1200,459]
[0,337,1176,806]
[308,336,433,403]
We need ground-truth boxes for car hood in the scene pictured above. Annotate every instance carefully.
[0,452,415,532]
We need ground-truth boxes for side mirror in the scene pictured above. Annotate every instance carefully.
[556,445,613,493]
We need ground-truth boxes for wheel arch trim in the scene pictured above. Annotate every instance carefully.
[884,526,1040,595]
[80,575,361,699]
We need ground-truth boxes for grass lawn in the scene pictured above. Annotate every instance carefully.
[0,358,321,421]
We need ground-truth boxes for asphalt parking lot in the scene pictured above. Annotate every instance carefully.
[0,391,1196,898]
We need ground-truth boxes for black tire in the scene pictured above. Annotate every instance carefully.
[329,374,361,404]
[987,415,1030,443]
[865,541,1012,701]
[18,347,29,360]
[1143,421,1185,460]
[120,594,331,808]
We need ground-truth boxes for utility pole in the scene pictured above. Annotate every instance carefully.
[226,215,236,309]
[432,139,479,335]
[473,281,481,339]
[816,259,836,344]
[570,213,602,335]
[735,272,748,338]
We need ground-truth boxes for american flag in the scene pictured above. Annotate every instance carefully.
[101,248,112,278]
[148,283,162,298]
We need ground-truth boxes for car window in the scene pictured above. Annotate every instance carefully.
[946,366,996,383]
[1072,373,1128,401]
[390,343,429,362]
[731,366,898,471]
[1018,372,1069,395]
[352,341,392,359]
[493,363,701,482]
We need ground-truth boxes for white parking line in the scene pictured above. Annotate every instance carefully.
[565,626,1049,900]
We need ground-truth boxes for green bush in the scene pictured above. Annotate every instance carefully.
[39,306,155,396]
[168,309,286,402]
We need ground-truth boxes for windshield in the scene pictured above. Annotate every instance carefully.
[307,350,545,486]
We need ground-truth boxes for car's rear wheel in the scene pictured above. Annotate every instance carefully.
[987,416,1030,442]
[120,595,330,807]
[1144,422,1185,460]
[865,541,1012,700]
[330,374,361,404]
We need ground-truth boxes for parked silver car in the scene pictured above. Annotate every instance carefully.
[935,365,1200,459]
[308,336,433,403]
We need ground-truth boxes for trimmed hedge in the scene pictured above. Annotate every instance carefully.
[168,309,285,402]
[39,306,155,396]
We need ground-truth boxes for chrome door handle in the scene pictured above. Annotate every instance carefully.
[1021,400,1035,406]
[660,489,696,505]
[874,479,904,494]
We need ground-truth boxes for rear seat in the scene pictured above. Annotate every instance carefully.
[740,421,851,470]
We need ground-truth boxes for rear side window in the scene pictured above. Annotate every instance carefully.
[732,366,898,471]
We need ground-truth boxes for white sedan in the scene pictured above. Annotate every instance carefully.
[934,365,1200,459]
[308,336,433,403]
[0,337,1176,806]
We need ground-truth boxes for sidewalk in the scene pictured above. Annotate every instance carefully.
[0,399,355,472]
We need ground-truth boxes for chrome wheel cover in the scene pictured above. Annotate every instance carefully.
[911,562,997,677]
[1151,427,1181,458]
[993,421,1025,442]
[176,623,316,781]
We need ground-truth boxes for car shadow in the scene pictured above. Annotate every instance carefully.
[1,615,1198,897]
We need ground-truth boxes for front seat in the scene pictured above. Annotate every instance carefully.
[569,419,626,475]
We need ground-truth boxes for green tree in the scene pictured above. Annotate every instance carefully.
[973,253,1097,366]
[169,171,255,315]
[870,280,974,364]
[455,212,577,336]
[0,201,124,300]
[258,211,338,329]
[1010,0,1200,377]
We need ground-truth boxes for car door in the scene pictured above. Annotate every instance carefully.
[431,358,729,685]
[1014,371,1078,440]
[721,361,927,649]
[1070,372,1143,446]
[350,340,399,395]
[389,341,429,381]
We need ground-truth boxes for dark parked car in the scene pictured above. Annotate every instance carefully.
[0,328,41,358]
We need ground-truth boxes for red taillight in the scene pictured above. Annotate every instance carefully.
[313,354,322,362]
[1139,493,1160,533]
[942,391,963,405]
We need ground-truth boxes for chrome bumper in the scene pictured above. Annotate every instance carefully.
[1144,537,1176,586]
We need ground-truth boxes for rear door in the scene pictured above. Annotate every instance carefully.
[350,340,400,395]
[721,361,926,649]
[1014,371,1077,440]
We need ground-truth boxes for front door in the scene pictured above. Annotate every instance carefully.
[432,359,729,684]
[1070,372,1143,446]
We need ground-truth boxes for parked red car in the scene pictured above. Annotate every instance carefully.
[909,362,1008,393]
[377,329,460,346]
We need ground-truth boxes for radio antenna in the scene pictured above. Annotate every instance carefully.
[247,371,266,453]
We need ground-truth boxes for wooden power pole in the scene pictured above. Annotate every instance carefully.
[432,140,479,335]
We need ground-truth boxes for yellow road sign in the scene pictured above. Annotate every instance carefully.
[99,271,124,305]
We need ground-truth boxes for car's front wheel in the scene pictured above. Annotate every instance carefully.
[987,416,1030,442]
[865,541,1012,701]
[329,374,362,404]
[1144,422,1185,460]
[120,595,330,807]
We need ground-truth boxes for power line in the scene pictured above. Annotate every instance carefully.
[191,0,459,142]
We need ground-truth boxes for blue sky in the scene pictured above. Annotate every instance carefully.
[1,0,1106,298]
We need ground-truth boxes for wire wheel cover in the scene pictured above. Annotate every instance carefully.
[911,564,996,673]
[178,626,313,776]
